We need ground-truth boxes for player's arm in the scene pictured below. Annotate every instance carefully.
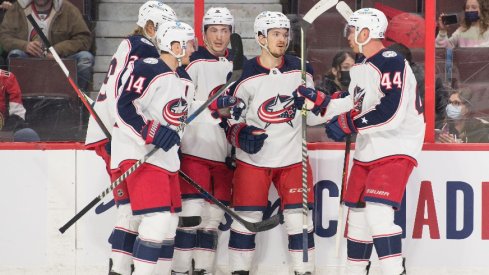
[325,58,410,141]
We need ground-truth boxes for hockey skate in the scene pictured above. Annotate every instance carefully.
[294,272,312,275]
[231,271,249,275]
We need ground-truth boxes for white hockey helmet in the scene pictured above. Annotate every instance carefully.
[203,7,234,33]
[254,11,290,42]
[156,21,196,54]
[136,1,177,30]
[347,8,388,39]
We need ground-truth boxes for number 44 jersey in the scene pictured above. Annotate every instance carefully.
[346,49,425,163]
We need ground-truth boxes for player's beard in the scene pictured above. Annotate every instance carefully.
[269,44,286,58]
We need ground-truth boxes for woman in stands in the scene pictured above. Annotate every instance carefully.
[316,50,355,95]
[437,0,489,47]
[437,88,489,143]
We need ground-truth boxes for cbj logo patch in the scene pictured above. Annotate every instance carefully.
[258,94,296,128]
[162,98,188,126]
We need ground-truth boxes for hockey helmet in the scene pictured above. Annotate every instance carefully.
[156,21,196,55]
[203,7,234,33]
[253,11,290,42]
[347,8,388,39]
[136,1,177,30]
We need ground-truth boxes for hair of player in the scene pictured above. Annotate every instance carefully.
[461,0,489,34]
[130,20,155,36]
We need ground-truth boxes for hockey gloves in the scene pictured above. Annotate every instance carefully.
[331,90,350,99]
[141,120,180,152]
[208,95,244,120]
[293,86,331,115]
[226,123,268,154]
[325,111,357,142]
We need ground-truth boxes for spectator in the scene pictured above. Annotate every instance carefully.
[387,42,449,128]
[0,0,94,91]
[0,68,39,141]
[316,50,355,95]
[437,88,489,143]
[0,68,25,130]
[436,0,489,48]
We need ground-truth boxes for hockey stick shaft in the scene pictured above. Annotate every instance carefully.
[336,1,354,21]
[299,0,339,262]
[59,33,244,234]
[335,134,352,256]
[179,170,281,232]
[26,15,111,140]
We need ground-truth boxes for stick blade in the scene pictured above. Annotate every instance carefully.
[230,33,244,71]
[245,213,282,232]
[303,0,339,24]
[336,1,354,21]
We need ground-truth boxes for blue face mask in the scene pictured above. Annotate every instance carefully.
[446,104,464,120]
[465,11,480,23]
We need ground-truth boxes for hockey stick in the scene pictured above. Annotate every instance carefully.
[26,15,111,139]
[59,33,244,234]
[299,0,339,262]
[334,0,354,256]
[179,171,281,232]
[336,1,354,21]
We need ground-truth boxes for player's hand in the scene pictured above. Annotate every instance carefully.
[141,120,180,151]
[325,112,357,142]
[25,41,43,57]
[226,123,268,154]
[293,86,331,115]
[209,95,245,120]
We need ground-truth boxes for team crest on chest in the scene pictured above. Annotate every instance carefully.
[353,85,366,113]
[258,94,296,128]
[162,98,188,126]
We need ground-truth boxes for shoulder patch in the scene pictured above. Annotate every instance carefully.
[143,57,159,64]
[140,37,154,46]
[382,51,397,58]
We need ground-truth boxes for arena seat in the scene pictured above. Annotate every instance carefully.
[459,82,489,115]
[9,58,87,141]
[452,48,489,84]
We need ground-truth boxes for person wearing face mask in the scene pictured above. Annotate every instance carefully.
[436,0,489,48]
[316,51,355,95]
[437,88,489,143]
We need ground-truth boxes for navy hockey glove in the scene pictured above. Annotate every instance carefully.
[226,123,268,154]
[141,120,180,152]
[208,95,245,120]
[325,112,357,142]
[293,86,331,115]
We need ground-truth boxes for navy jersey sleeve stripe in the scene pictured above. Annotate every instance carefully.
[354,56,406,130]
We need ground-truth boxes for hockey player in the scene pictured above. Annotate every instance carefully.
[110,20,197,275]
[224,11,324,275]
[323,8,425,275]
[172,7,240,275]
[83,2,177,275]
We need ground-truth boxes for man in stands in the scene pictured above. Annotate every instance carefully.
[0,0,93,91]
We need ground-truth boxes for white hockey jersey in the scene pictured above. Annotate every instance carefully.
[230,55,321,168]
[341,49,425,163]
[180,47,237,162]
[85,35,159,148]
[111,57,195,172]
